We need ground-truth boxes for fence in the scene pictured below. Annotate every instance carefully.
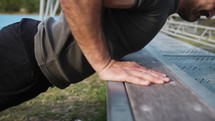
[161,14,215,48]
[39,0,59,20]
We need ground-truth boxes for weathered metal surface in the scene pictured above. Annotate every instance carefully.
[107,81,133,121]
[107,33,215,121]
[164,56,215,92]
[123,48,215,121]
[149,33,215,93]
[149,33,214,56]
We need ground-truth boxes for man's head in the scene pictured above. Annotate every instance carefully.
[177,0,215,22]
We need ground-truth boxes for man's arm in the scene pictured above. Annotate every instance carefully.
[60,0,170,85]
[60,0,109,72]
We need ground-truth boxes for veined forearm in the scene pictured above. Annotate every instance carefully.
[60,0,111,72]
[60,0,171,86]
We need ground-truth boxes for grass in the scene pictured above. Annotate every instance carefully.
[0,74,107,121]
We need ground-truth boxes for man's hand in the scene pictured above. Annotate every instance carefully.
[98,60,170,85]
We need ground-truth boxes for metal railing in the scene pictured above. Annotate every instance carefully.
[39,0,59,20]
[161,14,215,48]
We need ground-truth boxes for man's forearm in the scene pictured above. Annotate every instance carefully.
[60,0,170,86]
[60,0,111,72]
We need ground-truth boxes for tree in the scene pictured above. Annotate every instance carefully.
[0,0,39,13]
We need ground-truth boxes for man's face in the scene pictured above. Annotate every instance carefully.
[178,0,215,22]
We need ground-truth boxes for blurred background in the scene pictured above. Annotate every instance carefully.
[0,0,215,121]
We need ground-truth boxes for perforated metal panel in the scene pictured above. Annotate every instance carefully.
[149,34,214,56]
[107,33,215,121]
[149,33,215,93]
[165,56,215,92]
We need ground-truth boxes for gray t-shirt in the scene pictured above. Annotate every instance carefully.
[34,0,179,89]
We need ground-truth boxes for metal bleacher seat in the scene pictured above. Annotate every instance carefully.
[107,33,215,121]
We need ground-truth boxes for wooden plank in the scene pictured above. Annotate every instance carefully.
[123,48,215,121]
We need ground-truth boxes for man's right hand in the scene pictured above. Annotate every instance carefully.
[98,60,170,86]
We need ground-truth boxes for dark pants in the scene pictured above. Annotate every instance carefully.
[0,19,52,111]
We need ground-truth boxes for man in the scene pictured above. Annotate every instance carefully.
[0,0,214,111]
